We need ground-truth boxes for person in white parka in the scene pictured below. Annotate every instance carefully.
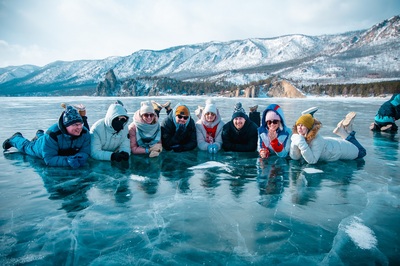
[195,99,224,153]
[290,112,366,164]
[90,101,131,162]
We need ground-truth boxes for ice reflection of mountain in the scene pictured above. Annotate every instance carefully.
[0,96,399,265]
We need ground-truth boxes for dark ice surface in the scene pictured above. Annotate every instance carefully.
[0,96,399,265]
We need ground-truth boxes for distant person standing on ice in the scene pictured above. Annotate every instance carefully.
[222,102,258,152]
[161,103,197,152]
[290,111,366,164]
[90,100,131,162]
[258,104,291,158]
[195,99,224,154]
[128,101,163,157]
[2,105,91,168]
[370,94,400,132]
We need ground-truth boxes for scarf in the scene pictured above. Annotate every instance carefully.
[134,111,161,148]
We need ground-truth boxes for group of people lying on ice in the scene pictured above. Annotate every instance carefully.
[3,94,399,168]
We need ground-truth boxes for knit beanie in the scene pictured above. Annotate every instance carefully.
[295,114,314,130]
[139,101,154,115]
[232,102,248,119]
[63,105,83,127]
[175,105,190,116]
[265,111,281,121]
[203,99,217,114]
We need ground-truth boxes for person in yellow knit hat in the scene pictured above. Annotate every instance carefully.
[161,103,197,152]
[290,111,366,164]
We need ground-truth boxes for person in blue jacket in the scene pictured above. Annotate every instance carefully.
[370,94,400,132]
[2,105,91,168]
[258,104,291,158]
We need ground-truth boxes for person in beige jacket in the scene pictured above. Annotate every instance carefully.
[128,101,162,158]
[290,112,366,164]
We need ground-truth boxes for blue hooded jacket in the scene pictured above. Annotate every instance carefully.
[258,104,291,157]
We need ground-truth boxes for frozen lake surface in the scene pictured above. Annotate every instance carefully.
[0,96,399,265]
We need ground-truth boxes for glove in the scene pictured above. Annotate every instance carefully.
[291,134,308,150]
[67,156,80,169]
[207,144,218,154]
[259,148,270,159]
[171,144,182,152]
[119,151,130,161]
[149,143,162,152]
[111,151,129,162]
[149,150,160,157]
[75,154,87,166]
[291,134,303,146]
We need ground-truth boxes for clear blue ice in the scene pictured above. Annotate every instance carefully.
[0,96,399,265]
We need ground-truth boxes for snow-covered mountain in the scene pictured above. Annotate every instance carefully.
[0,15,399,95]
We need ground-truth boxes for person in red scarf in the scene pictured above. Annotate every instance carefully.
[195,99,225,153]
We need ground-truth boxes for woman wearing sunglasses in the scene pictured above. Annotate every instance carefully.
[90,101,131,162]
[128,101,162,157]
[258,104,292,159]
[161,103,197,152]
[195,99,224,153]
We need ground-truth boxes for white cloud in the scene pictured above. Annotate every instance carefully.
[0,0,399,67]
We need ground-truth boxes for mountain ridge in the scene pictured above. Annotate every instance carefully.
[0,15,399,96]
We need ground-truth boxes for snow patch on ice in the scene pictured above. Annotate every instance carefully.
[188,161,229,170]
[303,168,324,174]
[130,174,147,181]
[345,217,377,250]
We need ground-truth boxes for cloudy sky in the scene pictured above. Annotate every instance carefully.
[1,0,399,68]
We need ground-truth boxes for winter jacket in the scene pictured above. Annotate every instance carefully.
[195,109,224,151]
[161,104,197,152]
[128,110,162,154]
[222,119,258,152]
[374,94,400,124]
[41,113,91,167]
[90,103,131,161]
[289,119,359,164]
[258,104,291,158]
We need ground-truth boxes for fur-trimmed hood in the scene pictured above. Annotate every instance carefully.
[292,118,322,143]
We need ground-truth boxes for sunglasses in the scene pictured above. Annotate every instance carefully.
[142,113,155,118]
[177,115,189,120]
[267,120,280,125]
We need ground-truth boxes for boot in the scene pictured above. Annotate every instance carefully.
[195,106,203,119]
[380,124,392,132]
[151,100,163,112]
[301,107,318,116]
[249,105,258,112]
[162,101,171,111]
[3,132,23,151]
[31,130,44,141]
[333,121,349,139]
[342,112,356,127]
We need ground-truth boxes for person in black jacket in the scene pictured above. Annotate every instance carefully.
[222,102,258,152]
[161,103,197,152]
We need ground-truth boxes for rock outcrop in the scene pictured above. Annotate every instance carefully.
[267,80,305,98]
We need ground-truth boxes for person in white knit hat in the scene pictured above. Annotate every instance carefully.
[128,101,163,157]
[195,99,224,153]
